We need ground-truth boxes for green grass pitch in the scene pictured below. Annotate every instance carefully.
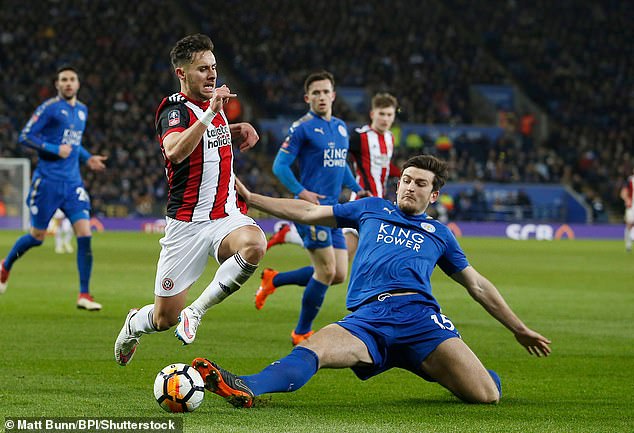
[0,230,632,432]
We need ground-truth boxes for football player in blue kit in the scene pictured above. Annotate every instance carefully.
[193,155,551,407]
[0,67,107,310]
[257,71,366,345]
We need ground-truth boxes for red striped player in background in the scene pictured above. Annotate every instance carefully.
[345,92,400,256]
[114,34,266,366]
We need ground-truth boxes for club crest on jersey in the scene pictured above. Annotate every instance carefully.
[78,111,86,121]
[317,230,328,242]
[420,222,436,233]
[161,278,174,291]
[168,109,180,127]
[338,125,348,137]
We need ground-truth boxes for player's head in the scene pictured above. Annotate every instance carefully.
[304,70,336,118]
[170,34,216,101]
[370,93,398,134]
[55,66,80,101]
[396,155,448,215]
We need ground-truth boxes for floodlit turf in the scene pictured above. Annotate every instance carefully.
[0,231,632,432]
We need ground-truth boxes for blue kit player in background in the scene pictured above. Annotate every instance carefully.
[0,66,107,310]
[192,155,551,408]
[257,70,366,345]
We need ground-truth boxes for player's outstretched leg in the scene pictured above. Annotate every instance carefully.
[192,358,255,408]
[255,268,279,310]
[114,309,141,366]
[175,306,202,345]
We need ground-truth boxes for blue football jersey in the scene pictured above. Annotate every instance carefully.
[19,96,89,182]
[333,197,470,311]
[280,111,350,205]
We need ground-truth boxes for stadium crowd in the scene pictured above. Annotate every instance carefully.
[0,0,631,221]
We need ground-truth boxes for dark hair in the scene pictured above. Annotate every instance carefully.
[371,92,398,110]
[55,66,78,81]
[402,155,449,191]
[170,34,214,68]
[304,70,335,93]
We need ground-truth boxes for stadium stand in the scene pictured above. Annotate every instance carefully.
[0,1,631,222]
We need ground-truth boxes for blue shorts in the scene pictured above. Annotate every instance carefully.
[26,175,91,230]
[295,223,346,250]
[336,294,461,381]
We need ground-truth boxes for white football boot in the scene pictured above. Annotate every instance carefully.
[114,308,140,366]
[175,306,202,345]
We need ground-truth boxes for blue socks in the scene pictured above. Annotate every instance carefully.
[4,234,43,270]
[295,277,329,334]
[488,369,502,398]
[272,266,313,288]
[76,236,92,294]
[240,346,319,396]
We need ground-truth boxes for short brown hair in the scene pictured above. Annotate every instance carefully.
[304,70,335,93]
[402,155,449,191]
[371,92,398,110]
[170,34,214,68]
[55,66,78,82]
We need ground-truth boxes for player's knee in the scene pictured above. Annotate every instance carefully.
[465,383,500,404]
[30,230,46,242]
[315,265,336,284]
[239,238,266,264]
[332,270,346,285]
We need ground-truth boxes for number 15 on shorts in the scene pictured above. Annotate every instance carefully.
[430,313,455,331]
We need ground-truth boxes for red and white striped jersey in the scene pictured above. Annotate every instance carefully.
[348,125,400,199]
[625,175,634,209]
[155,92,242,222]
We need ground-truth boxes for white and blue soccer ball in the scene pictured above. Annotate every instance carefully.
[154,363,205,412]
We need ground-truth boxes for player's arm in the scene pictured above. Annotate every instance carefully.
[163,85,235,164]
[272,148,325,204]
[450,266,552,357]
[19,106,70,158]
[236,178,335,226]
[229,122,259,152]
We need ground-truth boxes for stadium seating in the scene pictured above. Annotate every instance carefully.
[0,1,630,221]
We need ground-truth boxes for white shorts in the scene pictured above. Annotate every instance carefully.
[342,227,359,238]
[626,208,634,224]
[154,213,262,297]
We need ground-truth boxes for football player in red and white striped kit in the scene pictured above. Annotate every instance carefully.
[267,93,400,260]
[621,168,634,252]
[115,34,266,365]
[345,92,400,256]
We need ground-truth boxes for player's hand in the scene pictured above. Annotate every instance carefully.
[356,189,371,198]
[514,328,552,357]
[234,177,251,202]
[298,189,325,205]
[210,84,236,112]
[87,155,107,171]
[233,123,259,152]
[58,144,72,158]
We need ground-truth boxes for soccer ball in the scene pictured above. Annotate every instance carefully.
[153,363,205,412]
